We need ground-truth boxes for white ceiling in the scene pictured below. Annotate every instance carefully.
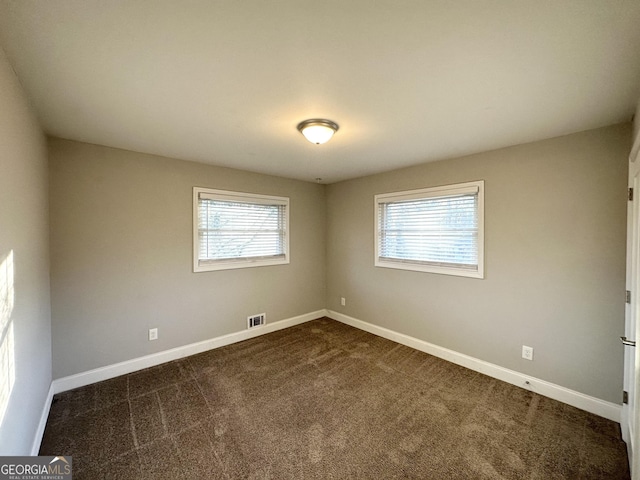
[1,1,640,184]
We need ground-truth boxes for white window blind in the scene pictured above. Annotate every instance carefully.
[375,181,484,278]
[193,188,289,272]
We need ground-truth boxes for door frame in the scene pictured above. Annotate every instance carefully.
[624,134,640,478]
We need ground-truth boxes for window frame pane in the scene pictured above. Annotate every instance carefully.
[193,187,290,272]
[374,181,484,279]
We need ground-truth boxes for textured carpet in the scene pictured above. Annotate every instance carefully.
[40,317,629,479]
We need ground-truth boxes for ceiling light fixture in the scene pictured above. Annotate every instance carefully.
[297,119,339,145]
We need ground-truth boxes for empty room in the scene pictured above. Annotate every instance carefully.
[2,1,640,478]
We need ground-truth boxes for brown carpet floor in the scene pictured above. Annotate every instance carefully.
[40,317,629,479]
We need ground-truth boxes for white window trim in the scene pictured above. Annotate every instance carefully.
[193,187,290,272]
[374,181,485,279]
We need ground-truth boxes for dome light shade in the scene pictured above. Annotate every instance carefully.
[297,119,339,145]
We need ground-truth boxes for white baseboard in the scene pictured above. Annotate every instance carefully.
[48,308,621,425]
[327,310,622,423]
[52,310,326,394]
[31,382,54,455]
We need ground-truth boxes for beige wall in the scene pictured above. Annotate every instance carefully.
[49,139,326,378]
[326,124,630,403]
[0,48,51,454]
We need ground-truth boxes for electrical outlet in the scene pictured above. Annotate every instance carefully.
[149,328,158,341]
[340,297,346,306]
[522,345,533,361]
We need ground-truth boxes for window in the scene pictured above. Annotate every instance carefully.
[375,181,484,278]
[193,187,289,272]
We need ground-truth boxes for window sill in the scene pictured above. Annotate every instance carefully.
[375,259,484,279]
